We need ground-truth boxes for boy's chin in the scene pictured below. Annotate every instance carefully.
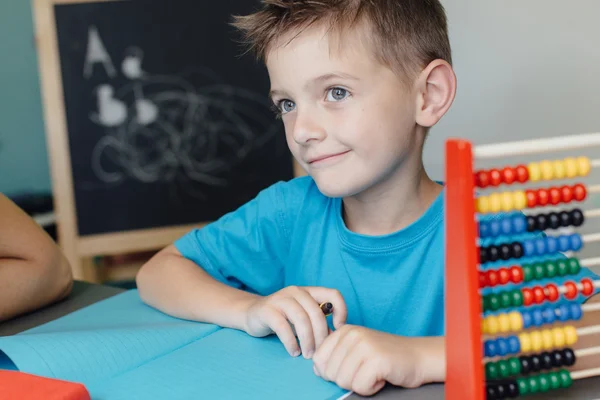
[312,176,363,199]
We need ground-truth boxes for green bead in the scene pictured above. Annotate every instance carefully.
[508,357,521,376]
[539,373,550,392]
[568,258,581,275]
[545,260,557,278]
[558,369,572,388]
[548,371,561,390]
[522,264,534,282]
[528,376,539,393]
[534,263,546,279]
[557,260,569,276]
[517,378,529,395]
[498,360,510,378]
[489,294,501,311]
[511,290,524,307]
[485,362,498,379]
[500,291,512,309]
[482,296,489,312]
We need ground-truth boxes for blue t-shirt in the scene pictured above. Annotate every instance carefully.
[175,176,446,337]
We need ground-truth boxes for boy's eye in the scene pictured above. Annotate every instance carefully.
[326,87,349,102]
[277,99,296,114]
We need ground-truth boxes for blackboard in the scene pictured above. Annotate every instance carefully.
[52,0,294,236]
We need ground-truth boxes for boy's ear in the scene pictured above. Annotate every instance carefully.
[414,59,456,128]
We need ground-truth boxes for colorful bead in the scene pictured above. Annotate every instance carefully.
[556,260,569,276]
[516,165,529,182]
[563,348,576,366]
[519,332,532,352]
[501,191,514,211]
[528,162,541,181]
[549,187,561,205]
[573,183,586,201]
[537,189,549,206]
[487,316,499,334]
[486,270,499,287]
[564,281,578,299]
[545,284,559,302]
[479,271,486,288]
[522,310,532,328]
[476,196,489,213]
[538,373,550,392]
[475,170,489,188]
[530,331,543,351]
[560,185,573,202]
[522,264,534,282]
[486,362,498,379]
[510,266,523,283]
[500,291,513,308]
[548,212,560,229]
[577,156,591,176]
[540,160,554,180]
[570,234,583,251]
[526,190,537,208]
[498,360,510,377]
[511,290,523,307]
[564,158,578,177]
[557,304,570,321]
[513,191,527,210]
[545,260,557,278]
[541,307,555,324]
[497,313,511,333]
[517,378,529,395]
[498,268,510,284]
[532,308,543,327]
[541,330,554,350]
[552,160,566,179]
[551,327,566,347]
[533,286,545,304]
[502,167,516,184]
[489,193,502,212]
[571,208,584,226]
[570,303,582,320]
[490,169,502,186]
[533,263,545,279]
[582,278,594,296]
[564,326,577,345]
[522,288,534,306]
[508,335,521,353]
[559,369,572,388]
[509,311,523,331]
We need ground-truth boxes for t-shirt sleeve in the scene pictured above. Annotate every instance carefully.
[174,181,292,296]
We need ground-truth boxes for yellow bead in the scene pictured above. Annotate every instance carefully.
[541,329,554,350]
[489,193,502,213]
[564,158,578,178]
[486,316,499,335]
[577,156,591,176]
[564,325,578,345]
[481,318,488,334]
[501,192,514,212]
[498,313,511,333]
[477,197,489,214]
[528,162,542,181]
[513,191,527,210]
[509,311,523,332]
[540,160,554,180]
[552,326,566,347]
[530,330,543,351]
[553,160,566,179]
[519,332,532,353]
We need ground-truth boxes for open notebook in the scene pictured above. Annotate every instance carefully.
[0,290,349,399]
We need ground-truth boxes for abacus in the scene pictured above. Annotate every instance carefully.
[444,133,600,400]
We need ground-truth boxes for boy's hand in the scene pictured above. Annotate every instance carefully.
[312,325,445,396]
[244,286,347,358]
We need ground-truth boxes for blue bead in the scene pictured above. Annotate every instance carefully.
[496,338,509,356]
[558,236,571,252]
[490,220,501,237]
[508,336,520,354]
[545,236,558,254]
[480,221,489,238]
[522,311,532,328]
[513,215,526,234]
[570,303,583,320]
[523,240,536,257]
[557,304,571,321]
[542,307,555,324]
[570,234,583,251]
[484,340,497,357]
[534,238,547,256]
[532,309,544,327]
[501,218,513,235]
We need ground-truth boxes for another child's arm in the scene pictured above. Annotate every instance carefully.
[0,194,73,322]
[312,325,444,396]
[137,245,347,357]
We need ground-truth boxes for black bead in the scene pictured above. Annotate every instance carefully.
[506,381,519,397]
[512,242,524,259]
[496,383,506,398]
[548,212,560,229]
[540,352,553,370]
[486,384,498,400]
[571,208,585,227]
[488,246,500,262]
[559,210,571,227]
[551,350,563,367]
[526,215,537,232]
[563,348,576,366]
[500,244,511,260]
[520,356,531,374]
[530,355,541,372]
[535,214,548,231]
[480,247,488,264]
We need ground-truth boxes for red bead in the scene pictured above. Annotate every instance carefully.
[564,281,578,299]
[510,266,523,283]
[581,278,594,296]
[489,169,502,186]
[515,165,529,183]
[573,184,587,201]
[537,189,549,206]
[533,286,545,304]
[479,271,487,288]
[486,270,499,287]
[545,284,559,302]
[560,185,573,203]
[498,268,510,284]
[522,288,534,306]
[526,190,538,208]
[549,187,561,205]
[502,167,516,184]
[475,171,489,188]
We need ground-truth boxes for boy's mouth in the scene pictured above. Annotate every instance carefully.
[307,150,350,165]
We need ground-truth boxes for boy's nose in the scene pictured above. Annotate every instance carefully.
[291,112,326,144]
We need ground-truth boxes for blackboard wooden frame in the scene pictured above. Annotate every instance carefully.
[32,0,304,281]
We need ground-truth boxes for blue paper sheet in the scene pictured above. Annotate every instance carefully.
[0,290,348,399]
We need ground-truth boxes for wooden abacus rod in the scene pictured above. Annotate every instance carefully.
[581,257,600,268]
[593,159,600,168]
[573,345,600,358]
[473,132,600,159]
[572,367,600,380]
[585,208,600,218]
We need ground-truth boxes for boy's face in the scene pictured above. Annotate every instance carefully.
[266,25,420,198]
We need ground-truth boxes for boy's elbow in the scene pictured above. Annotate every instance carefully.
[44,250,74,302]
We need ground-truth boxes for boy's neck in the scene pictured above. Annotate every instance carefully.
[341,164,442,236]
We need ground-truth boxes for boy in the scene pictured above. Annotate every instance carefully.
[0,193,73,322]
[136,0,598,396]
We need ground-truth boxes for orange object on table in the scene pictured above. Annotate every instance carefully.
[0,370,90,400]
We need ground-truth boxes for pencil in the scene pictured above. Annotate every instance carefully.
[320,302,333,316]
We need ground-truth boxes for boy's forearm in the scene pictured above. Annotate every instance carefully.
[412,336,445,384]
[136,246,259,331]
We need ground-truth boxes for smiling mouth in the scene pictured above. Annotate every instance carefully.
[308,150,350,164]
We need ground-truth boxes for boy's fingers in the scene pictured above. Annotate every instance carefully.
[323,329,360,380]
[294,290,329,352]
[263,310,300,356]
[280,298,315,357]
[304,287,348,329]
[313,326,345,373]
